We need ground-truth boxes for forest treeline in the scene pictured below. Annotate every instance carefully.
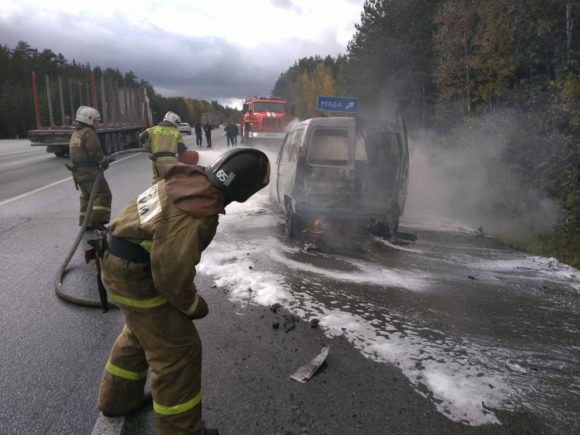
[0,41,235,138]
[272,0,579,267]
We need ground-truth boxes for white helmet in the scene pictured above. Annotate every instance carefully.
[75,106,101,126]
[163,111,181,127]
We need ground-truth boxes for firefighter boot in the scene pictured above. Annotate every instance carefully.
[101,392,152,417]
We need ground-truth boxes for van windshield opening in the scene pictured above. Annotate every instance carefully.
[307,128,349,165]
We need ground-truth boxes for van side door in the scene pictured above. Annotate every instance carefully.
[276,127,305,204]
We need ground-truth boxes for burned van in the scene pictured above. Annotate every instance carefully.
[271,116,409,244]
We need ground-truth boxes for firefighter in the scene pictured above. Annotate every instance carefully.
[96,148,270,435]
[140,111,188,184]
[68,106,112,229]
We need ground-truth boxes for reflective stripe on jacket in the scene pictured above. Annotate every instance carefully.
[147,125,181,156]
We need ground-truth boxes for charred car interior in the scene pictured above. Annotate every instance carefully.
[271,116,410,249]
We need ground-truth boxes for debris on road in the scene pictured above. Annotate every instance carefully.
[468,275,476,280]
[290,346,330,383]
[283,314,296,333]
[270,303,281,313]
[310,318,320,328]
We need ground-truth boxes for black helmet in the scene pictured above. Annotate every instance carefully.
[206,148,270,203]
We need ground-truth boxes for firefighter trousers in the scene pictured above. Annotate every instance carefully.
[74,167,112,226]
[150,155,178,185]
[97,303,204,435]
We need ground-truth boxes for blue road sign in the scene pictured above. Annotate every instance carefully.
[317,96,359,113]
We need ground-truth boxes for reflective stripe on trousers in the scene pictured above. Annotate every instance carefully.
[105,361,148,381]
[153,392,202,416]
[107,290,167,309]
[80,205,112,216]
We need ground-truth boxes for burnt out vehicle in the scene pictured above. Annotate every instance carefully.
[271,116,409,246]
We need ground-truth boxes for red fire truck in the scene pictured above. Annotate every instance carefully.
[240,96,289,145]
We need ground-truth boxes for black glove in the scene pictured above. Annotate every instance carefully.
[189,295,209,319]
[139,130,149,145]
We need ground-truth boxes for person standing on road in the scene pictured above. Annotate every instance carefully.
[96,148,270,435]
[67,106,111,230]
[194,120,203,147]
[140,111,188,184]
[224,123,234,147]
[203,121,212,148]
[232,123,239,146]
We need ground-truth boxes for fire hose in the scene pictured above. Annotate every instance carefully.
[55,148,151,311]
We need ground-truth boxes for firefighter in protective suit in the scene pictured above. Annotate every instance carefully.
[96,148,270,435]
[68,106,112,228]
[140,111,188,184]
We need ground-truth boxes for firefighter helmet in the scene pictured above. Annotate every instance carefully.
[206,148,270,203]
[75,106,101,126]
[163,111,181,127]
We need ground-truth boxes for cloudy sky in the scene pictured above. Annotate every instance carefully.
[1,0,366,108]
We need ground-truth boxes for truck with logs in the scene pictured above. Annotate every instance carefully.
[27,71,152,157]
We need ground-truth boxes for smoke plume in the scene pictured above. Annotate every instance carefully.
[406,111,564,241]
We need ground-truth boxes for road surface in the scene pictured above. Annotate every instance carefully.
[0,135,577,434]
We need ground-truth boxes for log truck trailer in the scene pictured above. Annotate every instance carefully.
[27,71,152,157]
[240,96,289,145]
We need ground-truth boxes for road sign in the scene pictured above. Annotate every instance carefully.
[317,96,359,113]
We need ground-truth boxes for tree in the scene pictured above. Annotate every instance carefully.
[434,0,478,119]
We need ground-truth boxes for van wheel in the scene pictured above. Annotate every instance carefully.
[376,221,391,239]
[284,208,300,241]
[377,216,399,240]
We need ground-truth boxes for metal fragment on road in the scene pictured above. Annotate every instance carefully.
[289,346,330,383]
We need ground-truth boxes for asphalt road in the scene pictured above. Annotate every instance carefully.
[0,134,578,435]
[0,141,66,202]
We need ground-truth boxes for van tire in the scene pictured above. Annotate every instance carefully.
[377,215,399,240]
[284,208,300,241]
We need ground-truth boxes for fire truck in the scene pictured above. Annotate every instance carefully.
[240,96,289,145]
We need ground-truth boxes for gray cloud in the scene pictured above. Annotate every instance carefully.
[270,0,302,13]
[0,7,348,105]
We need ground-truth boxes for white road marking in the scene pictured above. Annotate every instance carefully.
[0,155,53,169]
[0,176,72,207]
[0,154,137,207]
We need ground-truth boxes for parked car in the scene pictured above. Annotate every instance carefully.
[270,115,409,246]
[178,122,192,135]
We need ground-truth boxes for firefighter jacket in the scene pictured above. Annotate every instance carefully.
[140,121,187,182]
[68,124,112,225]
[69,124,105,167]
[104,165,225,317]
